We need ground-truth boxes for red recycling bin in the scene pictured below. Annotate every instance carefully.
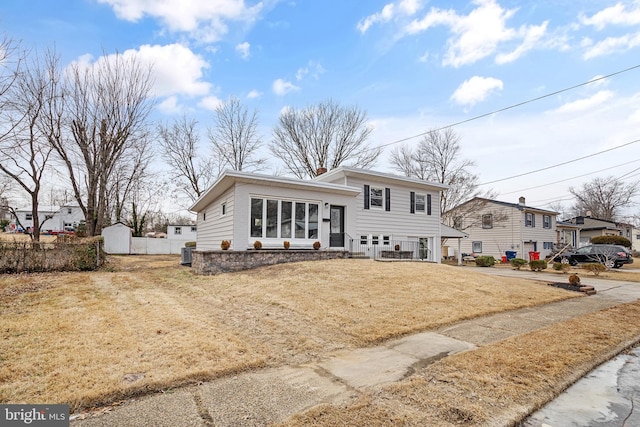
[501,255,507,263]
[528,251,540,261]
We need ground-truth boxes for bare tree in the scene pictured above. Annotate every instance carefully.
[107,133,154,224]
[390,128,488,216]
[570,176,638,221]
[208,97,266,172]
[158,116,218,205]
[0,48,57,241]
[270,99,379,179]
[46,51,155,236]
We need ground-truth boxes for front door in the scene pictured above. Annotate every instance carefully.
[419,237,430,260]
[329,205,345,247]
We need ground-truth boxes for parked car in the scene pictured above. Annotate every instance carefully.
[558,244,634,269]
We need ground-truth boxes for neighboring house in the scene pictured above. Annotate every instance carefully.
[567,215,635,248]
[446,196,559,260]
[189,167,447,262]
[632,227,640,252]
[556,221,581,249]
[167,224,197,241]
[11,204,84,233]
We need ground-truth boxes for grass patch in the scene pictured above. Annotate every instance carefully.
[1,256,578,412]
[282,300,640,426]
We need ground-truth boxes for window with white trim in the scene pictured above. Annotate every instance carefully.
[191,226,197,232]
[174,227,182,235]
[25,213,33,221]
[415,194,426,212]
[372,235,379,245]
[543,215,551,229]
[383,236,390,245]
[360,235,368,244]
[543,242,553,249]
[250,197,319,240]
[472,241,482,253]
[482,214,493,229]
[525,213,535,227]
[370,187,383,208]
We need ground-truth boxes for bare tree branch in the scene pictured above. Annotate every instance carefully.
[270,99,379,179]
[158,116,218,205]
[570,176,639,220]
[208,97,266,172]
[45,51,155,236]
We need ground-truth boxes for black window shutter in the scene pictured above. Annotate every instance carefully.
[385,188,391,211]
[427,194,432,215]
[532,214,535,227]
[410,191,415,214]
[364,185,370,209]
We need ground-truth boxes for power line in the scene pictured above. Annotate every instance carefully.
[373,63,640,150]
[478,138,640,186]
[500,158,640,195]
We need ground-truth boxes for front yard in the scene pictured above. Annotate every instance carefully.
[1,255,578,412]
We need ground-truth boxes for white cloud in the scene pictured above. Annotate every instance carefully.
[247,89,262,99]
[134,44,211,97]
[450,76,503,107]
[272,78,299,96]
[157,96,183,114]
[296,61,325,81]
[357,0,422,33]
[69,44,211,98]
[580,2,640,30]
[403,0,548,67]
[235,41,251,59]
[198,95,223,111]
[495,21,547,64]
[582,31,640,59]
[552,90,614,114]
[97,0,263,43]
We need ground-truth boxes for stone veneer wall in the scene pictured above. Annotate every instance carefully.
[192,249,350,275]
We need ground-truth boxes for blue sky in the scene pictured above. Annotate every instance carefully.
[2,0,640,216]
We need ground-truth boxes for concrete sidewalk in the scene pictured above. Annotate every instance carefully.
[71,270,640,427]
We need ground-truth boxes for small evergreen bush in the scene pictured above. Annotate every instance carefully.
[475,256,495,267]
[590,236,631,248]
[253,240,262,250]
[509,258,527,270]
[529,260,548,271]
[582,263,606,276]
[553,262,570,273]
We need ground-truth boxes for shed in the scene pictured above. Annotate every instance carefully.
[102,223,133,254]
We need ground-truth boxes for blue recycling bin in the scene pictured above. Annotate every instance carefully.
[505,251,517,260]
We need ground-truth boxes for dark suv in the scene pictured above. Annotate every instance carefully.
[558,244,634,269]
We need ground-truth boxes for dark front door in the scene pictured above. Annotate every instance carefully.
[329,205,345,247]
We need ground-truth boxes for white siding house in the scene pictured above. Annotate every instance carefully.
[11,204,83,233]
[447,196,559,260]
[190,167,448,261]
[167,224,197,241]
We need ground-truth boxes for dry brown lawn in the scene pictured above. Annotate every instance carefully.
[282,300,640,426]
[0,255,578,412]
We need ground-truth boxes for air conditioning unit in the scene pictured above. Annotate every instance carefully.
[181,247,194,266]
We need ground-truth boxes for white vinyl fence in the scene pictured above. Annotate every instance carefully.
[130,238,187,255]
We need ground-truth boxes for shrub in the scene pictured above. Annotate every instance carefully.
[283,241,290,250]
[582,263,607,276]
[185,241,197,248]
[509,258,527,270]
[553,262,570,273]
[220,240,230,250]
[529,260,548,271]
[313,241,321,250]
[253,240,262,250]
[590,235,631,248]
[475,256,495,267]
[568,273,581,285]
